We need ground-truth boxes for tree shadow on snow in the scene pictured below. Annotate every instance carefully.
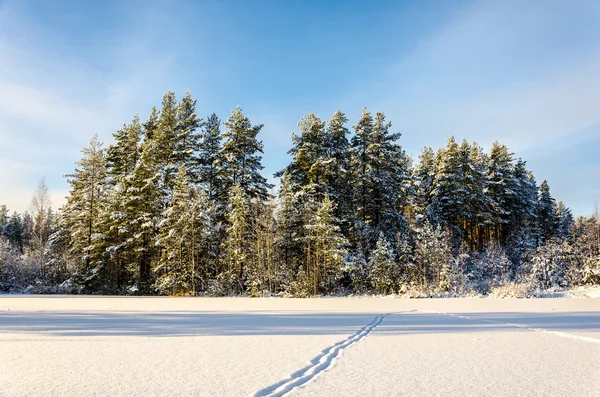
[0,311,599,337]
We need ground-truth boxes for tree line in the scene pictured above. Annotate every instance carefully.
[1,91,599,295]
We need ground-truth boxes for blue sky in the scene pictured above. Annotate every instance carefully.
[1,0,599,215]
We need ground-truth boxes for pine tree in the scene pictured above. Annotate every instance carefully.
[155,167,211,295]
[106,116,143,183]
[275,172,305,289]
[413,146,436,225]
[414,223,452,289]
[4,212,24,251]
[220,184,251,294]
[429,137,465,239]
[174,91,203,182]
[487,142,516,243]
[152,91,179,203]
[350,108,374,246]
[369,233,397,294]
[123,138,162,291]
[350,110,410,251]
[323,110,353,232]
[537,180,557,243]
[220,107,272,201]
[555,201,574,239]
[303,196,348,295]
[467,142,493,249]
[198,113,223,202]
[62,134,108,272]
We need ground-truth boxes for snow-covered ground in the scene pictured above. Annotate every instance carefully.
[1,296,599,397]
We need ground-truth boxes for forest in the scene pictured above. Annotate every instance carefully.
[1,91,599,296]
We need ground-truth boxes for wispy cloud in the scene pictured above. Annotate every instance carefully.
[0,1,186,212]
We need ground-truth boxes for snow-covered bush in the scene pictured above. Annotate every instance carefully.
[582,255,600,285]
[488,280,537,298]
[529,239,579,289]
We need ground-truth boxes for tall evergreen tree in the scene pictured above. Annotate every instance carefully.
[174,91,203,182]
[106,116,143,183]
[220,184,252,294]
[429,136,465,239]
[122,138,162,291]
[303,196,348,295]
[537,180,557,242]
[220,107,272,201]
[555,201,574,239]
[197,113,224,202]
[351,110,410,250]
[323,110,353,233]
[155,167,211,295]
[62,134,108,272]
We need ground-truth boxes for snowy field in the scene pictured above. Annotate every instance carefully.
[1,297,600,397]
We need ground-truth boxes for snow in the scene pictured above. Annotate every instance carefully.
[1,296,599,397]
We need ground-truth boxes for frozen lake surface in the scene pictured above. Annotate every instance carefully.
[1,296,599,397]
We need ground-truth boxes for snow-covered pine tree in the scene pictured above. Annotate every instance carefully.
[4,212,24,251]
[350,108,374,247]
[413,146,436,226]
[122,137,162,292]
[152,91,179,204]
[506,159,538,240]
[530,239,577,289]
[464,141,493,249]
[555,201,574,240]
[197,113,224,202]
[106,116,143,184]
[350,110,410,252]
[277,113,327,197]
[537,180,557,243]
[219,184,252,294]
[219,107,273,202]
[486,142,515,232]
[414,222,452,289]
[155,167,211,295]
[174,91,203,183]
[275,172,305,290]
[62,134,108,273]
[369,233,397,295]
[429,136,466,241]
[323,110,353,235]
[303,196,348,295]
[247,197,278,296]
